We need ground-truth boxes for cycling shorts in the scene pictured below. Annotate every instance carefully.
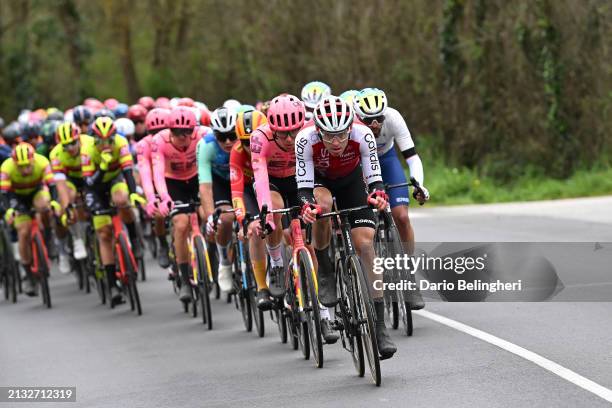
[212,173,232,208]
[84,176,128,213]
[166,176,199,205]
[243,184,259,218]
[379,149,409,208]
[314,165,376,230]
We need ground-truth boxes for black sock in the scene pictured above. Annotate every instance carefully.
[315,247,333,278]
[23,264,32,280]
[158,235,168,249]
[373,298,386,326]
[105,264,117,288]
[178,263,190,281]
[126,222,138,242]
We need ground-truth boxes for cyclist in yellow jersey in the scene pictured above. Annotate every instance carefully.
[0,142,60,296]
[50,122,93,272]
[81,117,143,306]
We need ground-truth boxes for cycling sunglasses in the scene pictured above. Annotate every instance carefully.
[320,130,349,143]
[361,115,385,126]
[215,132,237,142]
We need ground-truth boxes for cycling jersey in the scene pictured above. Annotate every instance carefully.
[196,133,232,183]
[81,134,133,182]
[250,124,297,210]
[375,107,416,157]
[50,134,95,181]
[295,122,383,203]
[0,153,55,196]
[151,126,208,199]
[135,134,155,202]
[229,142,253,217]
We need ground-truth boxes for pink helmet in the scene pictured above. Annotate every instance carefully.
[104,98,119,109]
[168,107,196,129]
[155,97,170,109]
[177,97,195,107]
[138,96,155,111]
[267,94,305,132]
[145,108,170,133]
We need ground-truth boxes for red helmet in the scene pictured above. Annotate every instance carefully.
[127,104,148,122]
[177,97,195,107]
[155,97,170,109]
[138,96,155,110]
[145,108,170,133]
[168,107,196,129]
[199,107,211,126]
[104,98,119,110]
[267,94,305,132]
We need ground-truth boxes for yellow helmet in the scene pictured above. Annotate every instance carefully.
[56,122,80,145]
[12,142,35,166]
[353,88,388,119]
[236,110,267,141]
[91,116,116,140]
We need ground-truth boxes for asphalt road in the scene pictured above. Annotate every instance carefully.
[2,196,612,407]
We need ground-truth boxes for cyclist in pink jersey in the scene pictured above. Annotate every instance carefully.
[251,94,339,344]
[137,108,171,268]
[151,107,208,302]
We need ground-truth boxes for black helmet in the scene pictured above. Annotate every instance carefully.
[3,121,21,144]
[93,108,116,120]
[22,121,41,139]
[41,120,61,146]
[72,105,92,126]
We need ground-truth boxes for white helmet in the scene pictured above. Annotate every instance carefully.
[353,88,388,118]
[18,110,31,125]
[222,99,241,113]
[115,118,135,137]
[301,81,331,110]
[313,96,354,133]
[210,107,237,133]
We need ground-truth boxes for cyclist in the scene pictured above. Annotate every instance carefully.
[230,109,271,309]
[82,117,143,306]
[353,88,429,309]
[0,142,59,296]
[152,107,208,303]
[138,96,155,112]
[251,94,339,343]
[128,104,148,142]
[197,107,237,292]
[137,108,171,269]
[301,81,331,121]
[72,105,93,134]
[50,122,92,272]
[113,103,129,119]
[295,95,397,359]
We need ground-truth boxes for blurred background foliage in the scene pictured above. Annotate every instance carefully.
[0,0,610,184]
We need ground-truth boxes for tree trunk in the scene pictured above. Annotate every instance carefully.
[56,0,86,100]
[111,0,141,101]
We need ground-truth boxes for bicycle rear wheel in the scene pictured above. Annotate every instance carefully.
[299,249,323,368]
[195,236,212,330]
[336,257,364,377]
[349,255,381,386]
[34,233,51,309]
[249,286,265,337]
[118,234,142,315]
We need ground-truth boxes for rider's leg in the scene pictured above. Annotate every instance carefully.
[172,213,192,302]
[391,205,415,255]
[311,187,336,307]
[154,215,170,268]
[113,183,140,257]
[215,205,235,291]
[15,214,36,295]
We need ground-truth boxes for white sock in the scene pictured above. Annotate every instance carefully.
[217,243,232,266]
[266,243,283,268]
[320,307,331,320]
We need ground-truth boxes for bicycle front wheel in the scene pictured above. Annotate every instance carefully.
[299,249,323,368]
[33,233,51,309]
[194,236,212,330]
[118,234,142,316]
[349,255,381,386]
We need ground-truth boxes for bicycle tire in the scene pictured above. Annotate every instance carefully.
[8,261,18,303]
[403,301,413,336]
[34,233,51,309]
[139,257,146,282]
[299,249,323,368]
[250,287,265,338]
[391,301,399,330]
[118,233,142,315]
[335,257,364,376]
[350,255,381,386]
[195,236,212,330]
[238,247,253,332]
[276,307,288,344]
[81,259,91,294]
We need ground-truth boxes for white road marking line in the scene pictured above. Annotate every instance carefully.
[415,309,612,404]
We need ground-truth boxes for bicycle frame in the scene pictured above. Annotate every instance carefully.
[30,217,50,277]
